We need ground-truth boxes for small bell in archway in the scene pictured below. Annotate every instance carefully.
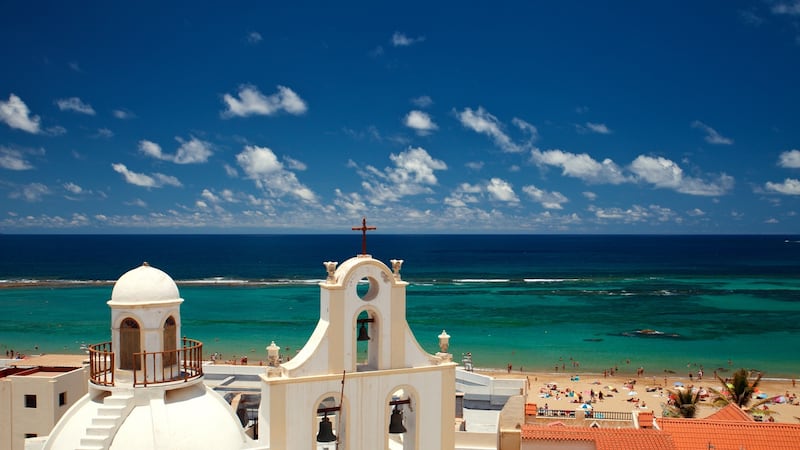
[316,414,337,442]
[389,406,407,434]
[357,322,370,341]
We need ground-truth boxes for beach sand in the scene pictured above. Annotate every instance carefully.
[479,368,800,424]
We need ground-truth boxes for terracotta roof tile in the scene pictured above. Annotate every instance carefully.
[704,403,753,422]
[658,418,800,450]
[522,424,675,450]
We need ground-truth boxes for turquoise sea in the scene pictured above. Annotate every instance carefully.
[1,234,799,378]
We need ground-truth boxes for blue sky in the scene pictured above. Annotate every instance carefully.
[2,1,800,233]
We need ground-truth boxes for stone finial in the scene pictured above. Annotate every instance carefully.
[323,261,338,283]
[267,341,280,367]
[390,259,404,280]
[438,330,450,353]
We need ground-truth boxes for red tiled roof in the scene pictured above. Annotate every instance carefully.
[704,403,753,422]
[658,418,800,450]
[521,424,675,450]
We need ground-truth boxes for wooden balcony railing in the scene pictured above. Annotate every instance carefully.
[88,341,115,386]
[133,337,203,387]
[88,338,203,388]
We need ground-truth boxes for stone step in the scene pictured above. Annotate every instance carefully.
[85,423,116,436]
[80,435,109,448]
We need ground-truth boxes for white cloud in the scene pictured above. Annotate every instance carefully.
[112,109,135,119]
[92,128,114,138]
[486,178,519,203]
[56,97,95,115]
[69,61,82,72]
[465,161,484,171]
[531,148,628,184]
[224,164,239,177]
[221,85,307,118]
[589,204,676,223]
[765,178,800,195]
[778,149,800,168]
[457,107,522,153]
[0,146,34,170]
[691,120,734,145]
[46,125,67,136]
[9,183,50,202]
[522,185,568,209]
[584,122,611,134]
[687,208,706,217]
[138,137,212,164]
[236,145,317,202]
[392,32,425,46]
[411,95,433,108]
[582,191,597,201]
[0,94,41,133]
[247,31,263,43]
[352,147,447,205]
[444,183,484,208]
[629,155,733,196]
[111,163,182,188]
[174,136,213,164]
[63,182,83,194]
[765,217,780,224]
[512,117,539,142]
[404,110,438,135]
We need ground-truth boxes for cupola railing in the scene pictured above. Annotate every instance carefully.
[88,337,203,387]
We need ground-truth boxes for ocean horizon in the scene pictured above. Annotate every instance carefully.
[1,234,799,379]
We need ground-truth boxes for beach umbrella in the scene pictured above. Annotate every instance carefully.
[628,391,638,396]
[580,403,593,410]
[757,393,768,399]
[673,381,684,387]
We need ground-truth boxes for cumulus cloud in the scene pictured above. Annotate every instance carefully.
[404,110,438,135]
[56,97,95,115]
[629,155,734,196]
[235,145,317,202]
[92,128,114,139]
[444,183,483,208]
[221,85,307,118]
[531,148,628,184]
[778,149,800,168]
[457,107,536,153]
[351,147,447,205]
[765,178,800,195]
[0,94,41,133]
[582,191,597,201]
[138,137,212,164]
[486,178,519,203]
[392,32,425,46]
[0,146,34,170]
[111,163,182,188]
[522,185,568,209]
[691,120,733,145]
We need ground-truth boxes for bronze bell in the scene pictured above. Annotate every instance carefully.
[389,406,407,434]
[357,322,370,341]
[316,414,336,442]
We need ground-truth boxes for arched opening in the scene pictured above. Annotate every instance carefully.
[163,316,177,366]
[355,310,378,370]
[387,388,416,450]
[119,318,141,370]
[315,395,344,450]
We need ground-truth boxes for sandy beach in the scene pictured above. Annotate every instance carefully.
[478,368,800,424]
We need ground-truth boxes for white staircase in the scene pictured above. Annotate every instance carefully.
[76,392,134,450]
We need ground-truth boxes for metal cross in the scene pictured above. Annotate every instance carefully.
[352,217,376,255]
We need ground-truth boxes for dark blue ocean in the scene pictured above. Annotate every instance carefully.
[1,234,799,378]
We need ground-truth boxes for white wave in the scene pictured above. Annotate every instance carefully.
[523,278,578,283]
[453,278,511,283]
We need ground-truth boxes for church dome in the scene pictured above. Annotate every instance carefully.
[109,262,181,305]
[45,383,250,450]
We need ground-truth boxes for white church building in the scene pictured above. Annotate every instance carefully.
[29,227,457,449]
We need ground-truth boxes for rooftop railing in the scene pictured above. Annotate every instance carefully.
[88,337,203,388]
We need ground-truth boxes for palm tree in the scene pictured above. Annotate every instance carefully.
[710,368,765,410]
[663,388,701,418]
